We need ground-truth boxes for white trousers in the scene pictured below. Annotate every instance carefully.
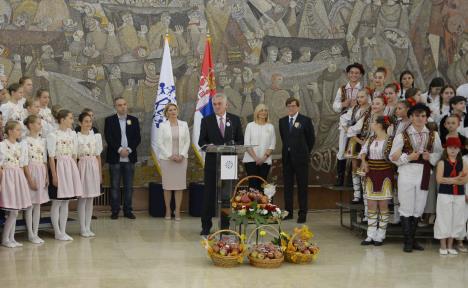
[434,194,466,239]
[337,128,347,160]
[398,164,428,218]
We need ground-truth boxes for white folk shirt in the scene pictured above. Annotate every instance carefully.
[333,82,362,113]
[22,136,47,164]
[47,128,78,158]
[77,131,103,158]
[359,139,387,160]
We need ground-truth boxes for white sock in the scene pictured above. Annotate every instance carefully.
[2,211,17,247]
[86,198,94,236]
[25,206,35,240]
[59,201,73,241]
[51,200,62,239]
[33,204,43,243]
[78,198,87,236]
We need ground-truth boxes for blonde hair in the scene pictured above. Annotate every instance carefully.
[163,103,178,118]
[4,120,20,136]
[253,103,269,123]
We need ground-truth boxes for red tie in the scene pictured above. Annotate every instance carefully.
[449,160,459,195]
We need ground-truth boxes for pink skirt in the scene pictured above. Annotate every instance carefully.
[0,166,32,210]
[78,156,101,198]
[56,156,83,199]
[28,162,50,205]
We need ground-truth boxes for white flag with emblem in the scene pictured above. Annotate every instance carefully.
[151,35,176,175]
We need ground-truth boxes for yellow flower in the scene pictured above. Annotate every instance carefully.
[259,230,266,237]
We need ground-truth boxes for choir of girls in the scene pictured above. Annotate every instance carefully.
[336,63,468,255]
[0,76,103,248]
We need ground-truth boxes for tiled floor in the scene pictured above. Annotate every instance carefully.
[0,210,467,288]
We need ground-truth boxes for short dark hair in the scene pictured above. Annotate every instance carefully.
[285,97,300,107]
[78,112,92,123]
[24,115,40,129]
[449,95,466,109]
[82,108,93,114]
[19,76,31,86]
[408,103,431,117]
[346,63,365,75]
[375,66,388,77]
[7,83,21,94]
[405,87,420,99]
[375,115,393,131]
[35,88,49,99]
[114,96,125,104]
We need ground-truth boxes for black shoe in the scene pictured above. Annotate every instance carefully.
[297,216,306,224]
[200,229,210,236]
[361,239,373,246]
[92,215,98,220]
[373,241,383,246]
[410,217,424,251]
[111,213,119,220]
[401,216,413,253]
[124,212,136,219]
[351,198,361,204]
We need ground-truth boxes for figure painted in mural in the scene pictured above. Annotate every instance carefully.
[34,0,70,31]
[251,0,296,37]
[218,68,245,125]
[118,12,139,55]
[137,25,150,51]
[296,47,312,63]
[136,62,159,113]
[8,54,22,85]
[205,0,230,60]
[329,0,356,38]
[298,0,333,38]
[261,45,279,67]
[0,45,13,79]
[448,40,468,86]
[239,67,256,120]
[122,78,136,111]
[108,65,125,99]
[376,0,409,34]
[186,9,206,57]
[82,43,102,66]
[0,0,11,29]
[148,12,189,57]
[279,47,293,65]
[103,23,123,63]
[86,65,113,106]
[70,30,85,57]
[85,17,107,53]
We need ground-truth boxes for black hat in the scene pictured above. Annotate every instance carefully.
[407,103,431,118]
[346,63,365,75]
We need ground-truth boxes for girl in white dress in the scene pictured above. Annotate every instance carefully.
[23,115,49,244]
[0,121,32,248]
[76,112,103,237]
[47,109,83,241]
[22,98,52,138]
[0,84,25,125]
[431,85,455,125]
[37,89,55,127]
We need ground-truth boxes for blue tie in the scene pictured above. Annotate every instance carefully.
[289,117,294,132]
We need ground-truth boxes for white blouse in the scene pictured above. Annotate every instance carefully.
[430,103,450,125]
[359,139,387,160]
[242,122,276,165]
[0,140,28,167]
[22,136,47,164]
[47,128,78,158]
[39,107,54,125]
[77,131,103,158]
[0,101,25,125]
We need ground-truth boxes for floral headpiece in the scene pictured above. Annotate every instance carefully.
[406,97,416,107]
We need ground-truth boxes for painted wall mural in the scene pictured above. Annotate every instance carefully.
[0,0,467,185]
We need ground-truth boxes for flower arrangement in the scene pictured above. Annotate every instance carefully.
[281,226,319,264]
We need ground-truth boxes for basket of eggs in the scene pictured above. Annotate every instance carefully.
[247,225,284,268]
[202,229,246,268]
[284,226,319,264]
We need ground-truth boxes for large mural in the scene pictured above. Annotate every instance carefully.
[0,0,467,185]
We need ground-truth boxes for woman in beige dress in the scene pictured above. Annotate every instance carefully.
[156,103,190,221]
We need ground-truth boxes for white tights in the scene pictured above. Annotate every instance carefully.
[1,210,21,248]
[78,198,95,237]
[25,204,44,244]
[51,200,73,241]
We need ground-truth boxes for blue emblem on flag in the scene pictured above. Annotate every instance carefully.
[153,82,176,128]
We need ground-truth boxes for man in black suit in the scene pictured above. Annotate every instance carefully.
[198,94,244,235]
[279,97,315,223]
[104,97,141,220]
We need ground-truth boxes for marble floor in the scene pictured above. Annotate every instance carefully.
[0,210,467,288]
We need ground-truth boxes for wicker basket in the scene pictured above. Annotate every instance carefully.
[284,230,318,264]
[231,175,269,201]
[207,230,245,268]
[247,225,284,268]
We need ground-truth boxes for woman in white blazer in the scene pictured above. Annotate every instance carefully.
[156,103,190,221]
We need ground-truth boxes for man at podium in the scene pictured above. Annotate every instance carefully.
[198,94,244,236]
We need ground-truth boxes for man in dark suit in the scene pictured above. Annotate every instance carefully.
[279,97,315,223]
[198,94,244,236]
[104,97,141,220]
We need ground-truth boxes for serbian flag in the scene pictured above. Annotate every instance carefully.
[151,35,176,175]
[192,35,216,166]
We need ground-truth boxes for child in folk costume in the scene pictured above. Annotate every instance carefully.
[458,140,468,253]
[36,89,54,126]
[430,85,455,125]
[0,121,32,248]
[441,114,468,154]
[371,67,388,98]
[435,137,468,255]
[388,100,413,224]
[359,116,395,245]
[404,88,422,103]
[22,98,53,138]
[343,89,371,203]
[0,84,25,125]
[348,96,387,220]
[383,83,400,117]
[421,77,444,105]
[333,63,365,186]
[390,103,443,253]
[23,115,49,244]
[47,109,83,241]
[76,112,103,237]
[439,96,468,141]
[398,70,415,100]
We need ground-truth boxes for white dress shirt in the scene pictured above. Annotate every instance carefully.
[117,114,131,162]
